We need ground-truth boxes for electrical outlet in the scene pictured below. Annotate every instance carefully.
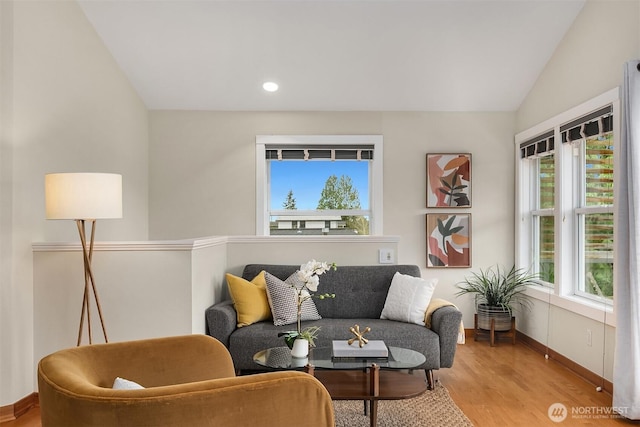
[586,329,592,347]
[379,249,394,264]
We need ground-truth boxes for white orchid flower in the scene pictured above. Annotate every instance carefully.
[306,275,320,292]
[297,259,335,292]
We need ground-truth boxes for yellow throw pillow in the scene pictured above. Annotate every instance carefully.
[226,271,272,327]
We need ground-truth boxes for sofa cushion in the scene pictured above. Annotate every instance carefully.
[242,264,422,319]
[226,271,271,327]
[228,318,441,372]
[264,272,321,326]
[380,272,437,326]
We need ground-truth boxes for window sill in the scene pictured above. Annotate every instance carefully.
[524,285,615,327]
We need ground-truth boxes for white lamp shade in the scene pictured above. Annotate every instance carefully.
[45,173,123,220]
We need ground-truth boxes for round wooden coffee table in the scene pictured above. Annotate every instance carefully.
[254,346,428,427]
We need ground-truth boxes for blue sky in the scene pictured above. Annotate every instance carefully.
[270,161,369,210]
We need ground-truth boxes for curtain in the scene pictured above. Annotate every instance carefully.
[614,60,640,420]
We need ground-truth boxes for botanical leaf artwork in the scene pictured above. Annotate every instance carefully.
[427,154,471,207]
[426,214,470,267]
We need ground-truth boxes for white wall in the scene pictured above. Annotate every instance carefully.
[32,239,223,380]
[149,111,386,238]
[225,235,400,277]
[0,0,149,406]
[0,0,17,408]
[515,0,640,382]
[517,0,640,132]
[516,299,615,381]
[149,110,517,326]
[191,239,227,332]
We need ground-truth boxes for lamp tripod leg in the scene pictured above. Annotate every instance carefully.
[77,220,92,345]
[76,276,89,347]
[76,219,108,345]
[87,220,108,343]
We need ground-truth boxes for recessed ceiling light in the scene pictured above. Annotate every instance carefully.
[263,82,279,92]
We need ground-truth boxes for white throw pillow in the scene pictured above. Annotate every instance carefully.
[112,377,145,390]
[380,272,437,325]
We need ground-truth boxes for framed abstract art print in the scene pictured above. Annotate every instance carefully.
[426,213,471,268]
[426,153,471,208]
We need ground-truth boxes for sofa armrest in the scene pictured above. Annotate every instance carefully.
[430,305,463,368]
[205,300,237,348]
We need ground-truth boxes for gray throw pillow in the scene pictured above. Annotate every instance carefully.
[264,271,321,326]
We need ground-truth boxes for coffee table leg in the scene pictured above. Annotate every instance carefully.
[369,364,380,427]
[426,369,434,390]
[304,364,314,376]
[370,401,378,427]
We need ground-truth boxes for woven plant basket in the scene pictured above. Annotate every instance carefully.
[476,304,512,331]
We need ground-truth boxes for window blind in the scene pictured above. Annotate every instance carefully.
[561,105,613,143]
[520,130,555,159]
[265,145,374,161]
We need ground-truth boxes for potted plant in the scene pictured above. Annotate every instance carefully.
[456,264,537,331]
[277,260,336,357]
[279,326,321,350]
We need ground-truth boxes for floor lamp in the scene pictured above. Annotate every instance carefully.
[45,173,123,346]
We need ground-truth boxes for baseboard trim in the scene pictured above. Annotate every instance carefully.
[516,331,613,394]
[0,393,38,423]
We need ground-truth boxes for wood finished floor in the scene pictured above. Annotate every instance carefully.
[440,338,639,426]
[4,337,640,427]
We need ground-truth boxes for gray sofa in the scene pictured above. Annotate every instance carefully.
[205,264,462,388]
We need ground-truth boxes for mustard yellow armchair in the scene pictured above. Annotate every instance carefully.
[38,334,335,427]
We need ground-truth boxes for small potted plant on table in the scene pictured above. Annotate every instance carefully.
[279,326,321,351]
[280,260,336,357]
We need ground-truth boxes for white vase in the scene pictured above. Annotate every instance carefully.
[291,338,309,358]
[290,356,309,368]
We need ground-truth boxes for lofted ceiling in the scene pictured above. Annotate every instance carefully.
[77,0,585,112]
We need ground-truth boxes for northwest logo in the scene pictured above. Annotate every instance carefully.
[548,403,568,423]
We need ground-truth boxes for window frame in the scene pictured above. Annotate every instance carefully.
[574,134,614,303]
[515,88,619,326]
[256,135,384,236]
[531,152,556,287]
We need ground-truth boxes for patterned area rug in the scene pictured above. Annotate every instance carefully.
[333,382,473,427]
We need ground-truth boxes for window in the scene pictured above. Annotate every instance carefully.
[536,154,555,284]
[256,135,383,236]
[575,132,614,300]
[516,89,619,309]
[519,131,556,286]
